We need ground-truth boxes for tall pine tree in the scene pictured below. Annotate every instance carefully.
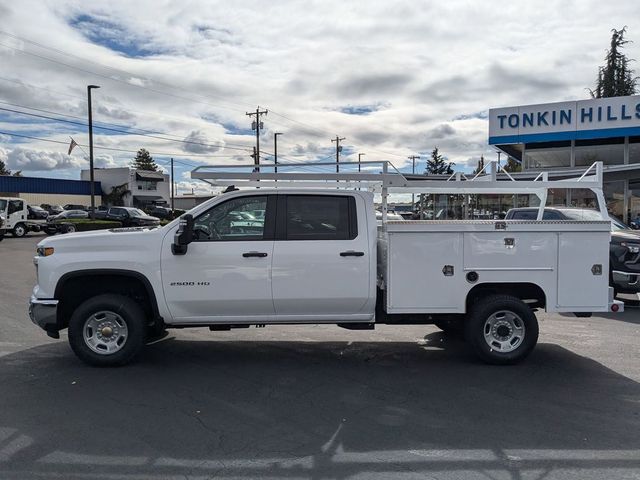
[424,147,455,175]
[591,27,637,98]
[131,148,158,171]
[0,160,11,175]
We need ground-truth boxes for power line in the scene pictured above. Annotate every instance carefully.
[0,130,242,158]
[0,105,253,153]
[0,99,255,151]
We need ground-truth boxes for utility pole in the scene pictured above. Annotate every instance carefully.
[408,155,420,212]
[358,153,365,172]
[247,107,268,171]
[170,157,175,211]
[331,136,345,172]
[87,85,100,219]
[274,132,283,175]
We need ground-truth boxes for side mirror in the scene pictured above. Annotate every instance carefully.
[171,214,194,255]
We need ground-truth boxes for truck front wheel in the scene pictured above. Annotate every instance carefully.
[68,294,146,366]
[12,223,26,237]
[465,295,539,365]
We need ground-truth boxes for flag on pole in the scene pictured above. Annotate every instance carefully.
[68,137,78,155]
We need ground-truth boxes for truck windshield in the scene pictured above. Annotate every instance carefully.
[0,199,6,212]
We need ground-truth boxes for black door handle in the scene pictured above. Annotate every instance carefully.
[242,251,268,258]
[340,251,365,257]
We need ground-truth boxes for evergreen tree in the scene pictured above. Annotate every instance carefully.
[591,27,637,98]
[472,155,485,175]
[0,160,11,175]
[503,157,522,173]
[424,147,454,175]
[12,170,22,177]
[131,148,158,171]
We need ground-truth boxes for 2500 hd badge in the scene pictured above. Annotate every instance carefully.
[169,281,211,286]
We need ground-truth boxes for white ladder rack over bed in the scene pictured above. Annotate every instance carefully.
[191,161,607,222]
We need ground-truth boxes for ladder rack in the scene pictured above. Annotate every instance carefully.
[191,161,607,221]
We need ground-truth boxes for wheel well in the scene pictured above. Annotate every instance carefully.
[55,271,161,330]
[466,282,546,310]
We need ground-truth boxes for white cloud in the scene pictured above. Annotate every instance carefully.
[6,147,83,171]
[0,0,637,178]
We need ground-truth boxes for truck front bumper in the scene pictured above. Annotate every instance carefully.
[28,295,60,338]
[612,270,640,294]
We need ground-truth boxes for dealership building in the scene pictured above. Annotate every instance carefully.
[489,94,640,223]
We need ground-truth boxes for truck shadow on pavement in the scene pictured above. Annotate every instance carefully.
[1,335,639,479]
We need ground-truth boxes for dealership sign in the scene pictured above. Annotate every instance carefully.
[489,95,640,145]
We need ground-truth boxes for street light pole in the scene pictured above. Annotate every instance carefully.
[274,132,283,175]
[87,85,100,219]
[358,153,365,172]
[408,155,420,213]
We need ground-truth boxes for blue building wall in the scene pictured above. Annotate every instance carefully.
[0,176,102,196]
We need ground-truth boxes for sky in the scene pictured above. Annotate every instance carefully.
[0,0,639,195]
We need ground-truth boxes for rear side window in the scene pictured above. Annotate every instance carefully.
[510,210,537,220]
[284,195,357,240]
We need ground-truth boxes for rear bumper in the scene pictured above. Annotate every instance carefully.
[28,295,60,337]
[612,270,640,293]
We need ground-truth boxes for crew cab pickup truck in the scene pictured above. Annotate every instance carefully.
[29,186,623,367]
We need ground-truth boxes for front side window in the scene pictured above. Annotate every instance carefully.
[194,196,267,241]
[285,195,355,240]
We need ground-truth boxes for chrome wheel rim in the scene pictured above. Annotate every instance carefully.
[15,226,25,236]
[83,311,128,355]
[67,225,76,233]
[483,310,525,353]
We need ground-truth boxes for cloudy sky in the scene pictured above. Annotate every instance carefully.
[0,0,639,194]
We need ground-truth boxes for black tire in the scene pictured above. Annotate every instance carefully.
[64,224,76,234]
[68,294,146,366]
[464,294,539,365]
[12,223,27,238]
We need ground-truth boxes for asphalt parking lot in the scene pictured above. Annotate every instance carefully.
[0,233,639,480]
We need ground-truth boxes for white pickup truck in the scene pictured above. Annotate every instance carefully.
[29,162,623,366]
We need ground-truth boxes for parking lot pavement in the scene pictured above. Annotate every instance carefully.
[1,234,639,479]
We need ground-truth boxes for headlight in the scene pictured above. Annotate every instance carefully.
[36,246,55,257]
[621,242,640,254]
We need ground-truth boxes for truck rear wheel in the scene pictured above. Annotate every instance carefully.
[68,294,146,366]
[465,295,538,365]
[12,223,26,238]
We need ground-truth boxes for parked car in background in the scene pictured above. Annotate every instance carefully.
[41,204,64,215]
[106,207,160,227]
[87,205,109,219]
[147,205,172,220]
[27,205,49,220]
[505,207,640,297]
[48,210,89,221]
[63,203,87,211]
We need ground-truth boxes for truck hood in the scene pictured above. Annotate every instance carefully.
[37,226,166,251]
[611,230,640,243]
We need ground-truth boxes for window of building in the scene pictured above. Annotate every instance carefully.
[575,138,624,166]
[629,137,640,164]
[603,181,625,221]
[137,180,158,191]
[629,180,640,223]
[523,141,571,169]
[284,195,356,240]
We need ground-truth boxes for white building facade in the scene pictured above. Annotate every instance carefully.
[81,167,170,208]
